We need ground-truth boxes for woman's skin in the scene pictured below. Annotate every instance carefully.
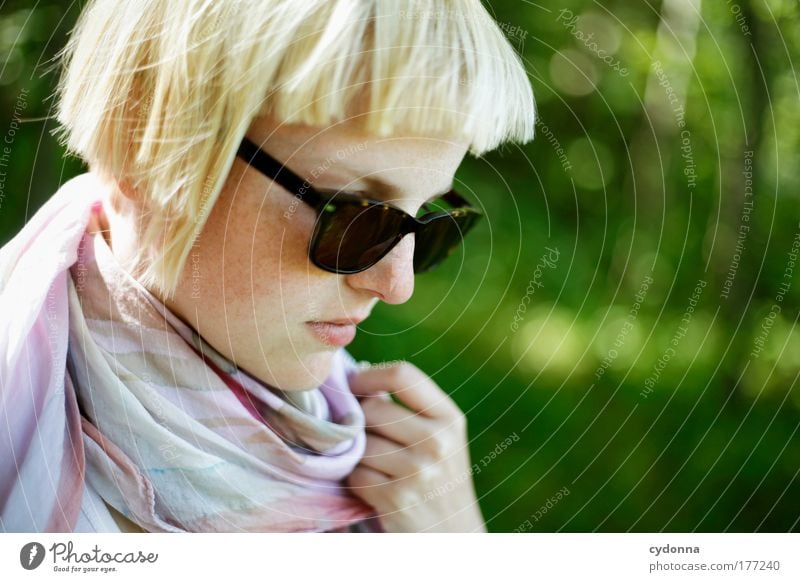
[97,114,486,531]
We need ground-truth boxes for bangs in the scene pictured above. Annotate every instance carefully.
[257,1,535,155]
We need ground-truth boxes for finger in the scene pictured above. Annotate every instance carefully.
[350,361,462,420]
[361,397,431,446]
[346,464,389,494]
[352,362,394,403]
[357,391,393,404]
[360,434,417,478]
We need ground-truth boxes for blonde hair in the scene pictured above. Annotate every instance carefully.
[53,0,535,298]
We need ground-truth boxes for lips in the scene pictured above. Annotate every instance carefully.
[305,310,370,347]
[305,321,358,347]
[318,315,367,325]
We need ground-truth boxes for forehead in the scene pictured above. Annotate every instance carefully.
[247,115,469,186]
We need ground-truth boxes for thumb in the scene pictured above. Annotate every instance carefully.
[349,363,400,400]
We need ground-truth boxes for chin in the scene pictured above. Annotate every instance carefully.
[269,350,336,391]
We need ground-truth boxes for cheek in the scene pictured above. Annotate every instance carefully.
[161,171,349,390]
[248,196,315,295]
[206,185,320,317]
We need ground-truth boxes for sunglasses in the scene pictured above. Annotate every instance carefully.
[235,137,483,274]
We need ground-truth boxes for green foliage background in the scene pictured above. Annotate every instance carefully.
[1,0,798,531]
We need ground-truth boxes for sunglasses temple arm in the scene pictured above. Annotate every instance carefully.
[237,137,324,207]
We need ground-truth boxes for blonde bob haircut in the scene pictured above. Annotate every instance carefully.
[53,0,535,298]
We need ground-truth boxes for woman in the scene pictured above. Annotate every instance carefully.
[0,0,534,532]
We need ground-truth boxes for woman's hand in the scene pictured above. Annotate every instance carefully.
[346,361,487,532]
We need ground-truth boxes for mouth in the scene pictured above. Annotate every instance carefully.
[305,310,370,348]
[305,321,358,347]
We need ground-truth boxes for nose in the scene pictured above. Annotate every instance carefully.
[345,233,415,304]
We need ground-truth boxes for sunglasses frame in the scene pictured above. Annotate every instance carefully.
[235,136,482,274]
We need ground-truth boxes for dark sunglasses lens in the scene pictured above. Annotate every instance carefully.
[413,212,481,273]
[313,202,405,272]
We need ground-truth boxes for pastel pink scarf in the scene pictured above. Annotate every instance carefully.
[0,173,379,532]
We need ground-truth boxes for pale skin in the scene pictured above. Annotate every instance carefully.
[97,114,486,532]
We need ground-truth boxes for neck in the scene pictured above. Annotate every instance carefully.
[93,171,146,279]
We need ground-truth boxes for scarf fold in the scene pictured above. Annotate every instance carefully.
[0,172,380,532]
